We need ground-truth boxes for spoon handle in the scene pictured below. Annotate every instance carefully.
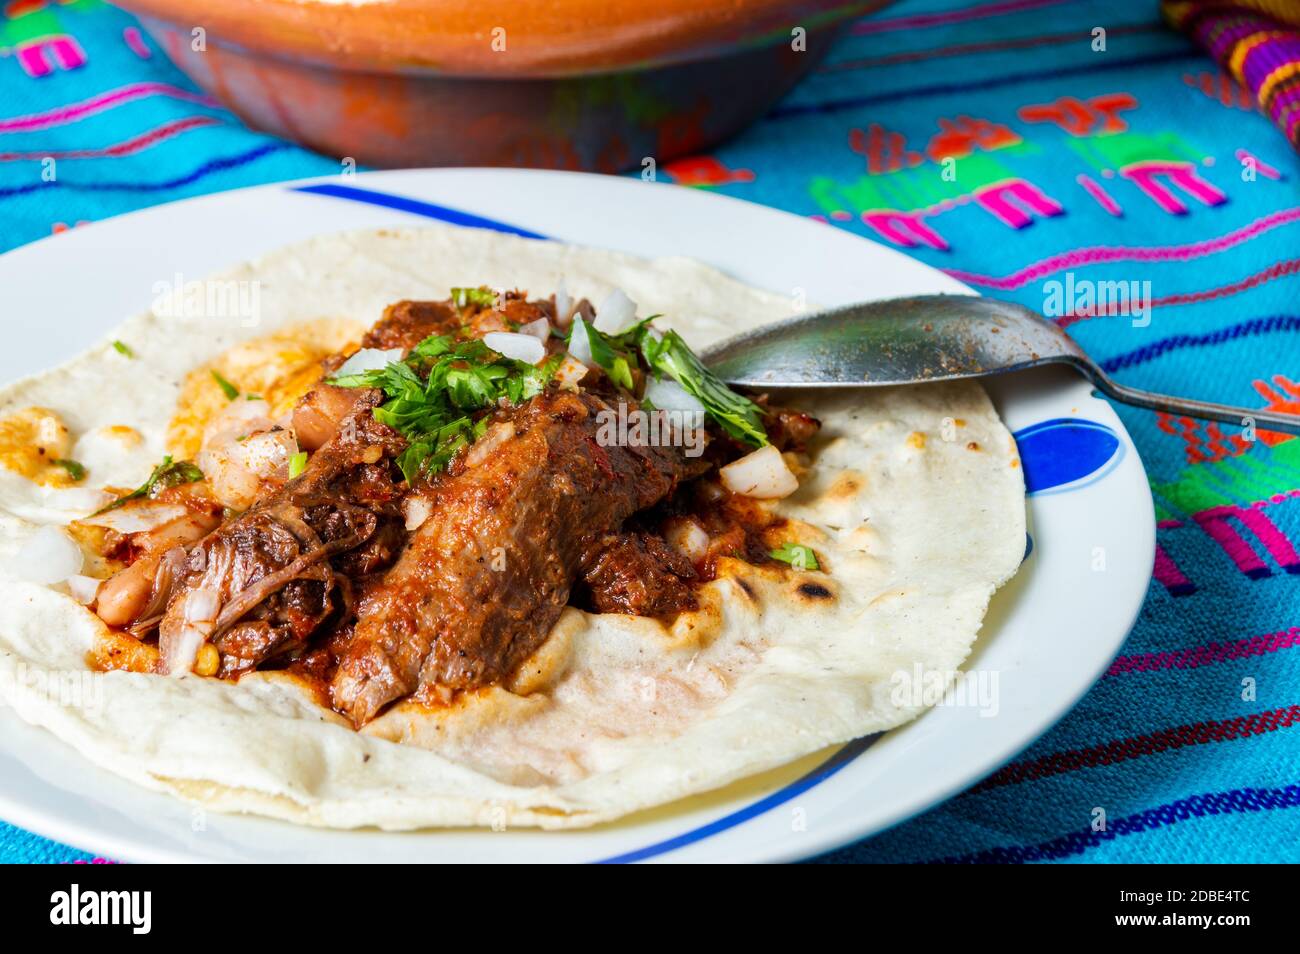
[1085,366,1300,436]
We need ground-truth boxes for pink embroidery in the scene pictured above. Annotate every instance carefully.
[14,35,86,78]
[861,209,949,250]
[1235,148,1283,180]
[1076,173,1123,215]
[1195,505,1300,578]
[123,26,152,60]
[1120,160,1227,214]
[972,179,1064,228]
[1154,544,1196,595]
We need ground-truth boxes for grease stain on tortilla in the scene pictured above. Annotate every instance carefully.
[826,470,866,501]
[167,318,364,458]
[0,406,75,486]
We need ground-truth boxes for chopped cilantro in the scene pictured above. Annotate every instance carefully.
[770,543,819,571]
[53,458,86,482]
[571,316,766,446]
[111,340,134,358]
[93,456,203,515]
[631,325,767,446]
[210,369,239,401]
[450,287,499,309]
[330,334,559,484]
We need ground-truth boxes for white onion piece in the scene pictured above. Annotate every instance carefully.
[719,445,799,499]
[166,626,204,677]
[79,501,187,533]
[484,331,545,364]
[553,279,574,329]
[220,397,272,421]
[44,487,114,515]
[465,422,516,469]
[65,574,102,605]
[403,495,433,532]
[554,355,588,391]
[664,518,710,561]
[568,317,595,367]
[593,288,637,334]
[200,428,297,510]
[517,316,551,342]
[4,526,84,584]
[184,587,219,624]
[234,429,297,477]
[335,347,403,378]
[644,377,706,422]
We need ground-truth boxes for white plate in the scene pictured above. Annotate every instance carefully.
[0,170,1153,863]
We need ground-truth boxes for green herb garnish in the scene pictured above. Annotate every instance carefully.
[93,456,204,515]
[111,340,134,358]
[288,451,308,478]
[330,334,559,484]
[210,369,239,401]
[450,287,499,309]
[629,325,767,446]
[53,458,86,482]
[569,317,637,391]
[770,543,820,571]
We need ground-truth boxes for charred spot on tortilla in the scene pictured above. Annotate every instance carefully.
[797,581,834,601]
[82,288,823,727]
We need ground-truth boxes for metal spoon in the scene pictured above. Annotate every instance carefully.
[702,294,1300,436]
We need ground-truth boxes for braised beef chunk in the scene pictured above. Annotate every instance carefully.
[123,292,816,723]
[761,400,821,452]
[361,299,461,351]
[331,390,705,725]
[576,532,698,617]
[157,392,406,675]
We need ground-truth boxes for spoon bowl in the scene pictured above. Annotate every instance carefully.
[702,294,1300,436]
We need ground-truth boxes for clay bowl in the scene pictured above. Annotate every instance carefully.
[111,0,894,171]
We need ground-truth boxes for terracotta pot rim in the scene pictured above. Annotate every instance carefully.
[111,0,884,79]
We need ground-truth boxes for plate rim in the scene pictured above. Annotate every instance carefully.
[0,168,1154,863]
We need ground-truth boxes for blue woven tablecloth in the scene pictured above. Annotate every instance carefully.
[1,0,1297,863]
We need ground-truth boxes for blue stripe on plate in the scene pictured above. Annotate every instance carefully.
[1012,417,1122,496]
[291,182,548,239]
[593,736,877,864]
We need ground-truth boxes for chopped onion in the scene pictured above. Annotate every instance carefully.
[4,526,84,585]
[234,429,298,477]
[465,422,516,468]
[79,501,187,534]
[553,279,574,329]
[484,331,545,364]
[644,377,706,422]
[719,444,799,499]
[166,626,204,677]
[220,397,272,422]
[554,355,588,391]
[402,495,433,532]
[45,487,113,515]
[593,288,637,334]
[65,574,102,605]
[335,347,403,378]
[664,518,710,561]
[568,317,595,367]
[183,587,219,624]
[517,316,551,342]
